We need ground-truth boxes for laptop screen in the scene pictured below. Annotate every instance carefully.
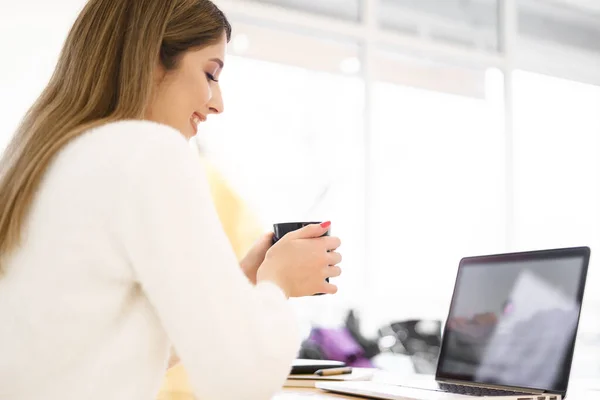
[436,247,589,393]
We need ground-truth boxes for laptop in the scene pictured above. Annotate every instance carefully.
[318,246,590,400]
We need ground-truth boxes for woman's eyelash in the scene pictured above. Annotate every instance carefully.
[205,73,218,82]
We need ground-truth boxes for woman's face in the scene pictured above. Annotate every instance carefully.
[147,34,227,139]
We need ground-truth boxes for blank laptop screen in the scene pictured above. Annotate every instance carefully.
[436,248,589,393]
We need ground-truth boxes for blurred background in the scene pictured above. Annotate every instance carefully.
[2,0,599,381]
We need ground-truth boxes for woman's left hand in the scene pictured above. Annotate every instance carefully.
[240,232,274,284]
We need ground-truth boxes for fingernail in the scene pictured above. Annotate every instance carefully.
[320,221,331,229]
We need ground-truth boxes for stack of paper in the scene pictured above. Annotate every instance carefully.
[284,368,375,388]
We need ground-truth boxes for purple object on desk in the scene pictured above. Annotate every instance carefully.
[308,327,374,368]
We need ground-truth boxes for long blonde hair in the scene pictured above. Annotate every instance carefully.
[0,0,231,273]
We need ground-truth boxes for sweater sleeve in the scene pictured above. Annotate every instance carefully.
[114,123,300,400]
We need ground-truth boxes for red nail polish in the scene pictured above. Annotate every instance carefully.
[320,221,331,229]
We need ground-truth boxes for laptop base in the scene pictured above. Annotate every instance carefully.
[316,381,561,400]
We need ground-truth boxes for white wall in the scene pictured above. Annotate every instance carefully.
[0,1,82,148]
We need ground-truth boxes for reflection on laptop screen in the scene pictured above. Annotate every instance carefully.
[437,249,588,393]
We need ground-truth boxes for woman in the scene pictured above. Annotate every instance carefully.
[0,1,342,400]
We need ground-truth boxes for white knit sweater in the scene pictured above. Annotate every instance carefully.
[0,121,300,400]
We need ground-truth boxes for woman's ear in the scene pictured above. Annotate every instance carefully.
[154,57,167,84]
[145,59,168,119]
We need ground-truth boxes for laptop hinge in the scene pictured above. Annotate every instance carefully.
[437,378,545,395]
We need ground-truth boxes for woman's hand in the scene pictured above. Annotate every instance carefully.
[257,222,342,297]
[240,232,274,284]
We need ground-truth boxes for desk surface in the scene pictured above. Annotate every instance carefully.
[158,387,353,400]
[159,366,599,400]
[159,385,599,400]
[276,382,600,400]
[277,387,355,399]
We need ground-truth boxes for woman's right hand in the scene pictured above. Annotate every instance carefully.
[256,222,342,297]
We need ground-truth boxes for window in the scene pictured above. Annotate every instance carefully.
[518,0,600,54]
[364,52,506,329]
[513,70,600,333]
[379,0,500,52]
[516,1,600,86]
[513,70,600,378]
[240,0,361,22]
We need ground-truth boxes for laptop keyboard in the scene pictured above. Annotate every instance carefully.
[439,382,530,397]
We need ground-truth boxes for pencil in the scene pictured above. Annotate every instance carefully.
[315,367,353,376]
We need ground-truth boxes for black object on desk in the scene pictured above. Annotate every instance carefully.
[290,359,346,375]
